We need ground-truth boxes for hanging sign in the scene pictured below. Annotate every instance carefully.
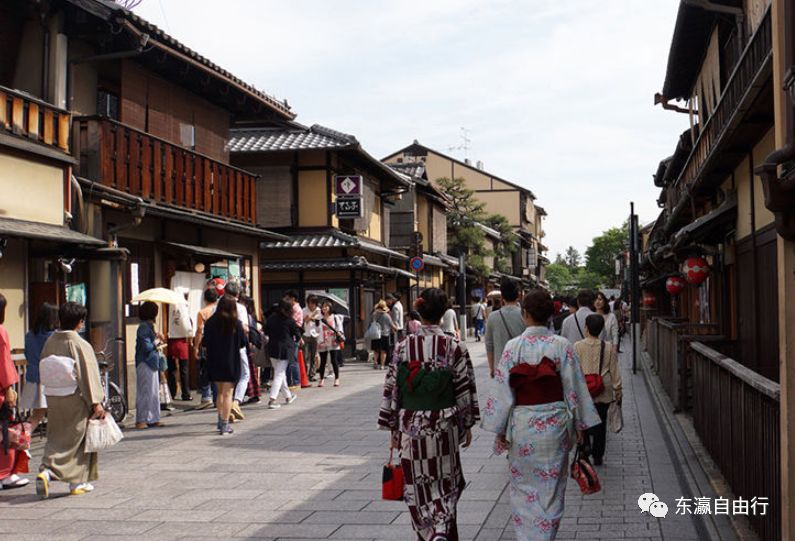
[335,175,363,196]
[335,197,363,218]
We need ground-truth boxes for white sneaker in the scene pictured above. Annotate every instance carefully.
[285,394,297,405]
[268,400,281,409]
[69,482,95,495]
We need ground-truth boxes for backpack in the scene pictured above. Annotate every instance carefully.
[39,354,78,396]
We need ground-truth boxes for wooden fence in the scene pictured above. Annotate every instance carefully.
[0,85,71,152]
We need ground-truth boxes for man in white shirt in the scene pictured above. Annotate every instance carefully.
[561,290,595,345]
[388,293,405,343]
[302,295,321,381]
[472,298,487,342]
[441,301,459,338]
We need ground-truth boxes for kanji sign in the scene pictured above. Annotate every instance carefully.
[335,175,363,196]
[335,197,363,218]
[409,257,425,272]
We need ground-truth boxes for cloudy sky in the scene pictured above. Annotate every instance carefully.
[134,0,687,258]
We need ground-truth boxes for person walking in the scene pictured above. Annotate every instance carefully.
[202,296,246,434]
[441,300,459,338]
[481,290,601,541]
[594,291,619,349]
[134,301,165,429]
[560,290,595,345]
[371,300,396,370]
[485,281,525,379]
[225,282,249,420]
[0,293,30,489]
[284,290,303,390]
[302,295,321,382]
[575,314,622,466]
[194,287,219,409]
[317,300,344,387]
[264,300,301,409]
[243,296,264,404]
[20,302,59,432]
[37,302,105,498]
[472,297,487,341]
[378,288,480,540]
[167,296,193,401]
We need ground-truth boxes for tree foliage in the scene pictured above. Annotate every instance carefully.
[545,263,574,292]
[584,223,628,287]
[436,177,491,276]
[483,213,518,274]
[564,246,581,271]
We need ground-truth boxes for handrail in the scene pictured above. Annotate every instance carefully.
[0,85,71,152]
[691,340,780,400]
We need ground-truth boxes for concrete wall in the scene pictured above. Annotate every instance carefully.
[298,169,328,227]
[0,240,26,348]
[736,128,776,239]
[474,190,521,226]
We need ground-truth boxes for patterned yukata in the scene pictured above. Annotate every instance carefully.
[378,326,480,541]
[481,326,601,541]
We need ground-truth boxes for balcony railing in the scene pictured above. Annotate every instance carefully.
[75,117,257,224]
[690,341,780,541]
[646,317,722,410]
[671,8,772,209]
[0,85,71,152]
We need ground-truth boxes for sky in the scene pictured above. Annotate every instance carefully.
[133,0,689,259]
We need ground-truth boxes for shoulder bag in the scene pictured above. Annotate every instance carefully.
[382,447,404,501]
[585,341,605,397]
[498,311,523,340]
[571,444,601,494]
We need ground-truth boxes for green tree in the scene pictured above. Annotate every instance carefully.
[575,268,604,290]
[554,253,566,265]
[584,223,628,287]
[436,177,491,276]
[545,262,574,293]
[564,246,581,271]
[484,213,518,274]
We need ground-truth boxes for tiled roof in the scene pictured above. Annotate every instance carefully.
[387,162,427,181]
[262,230,407,259]
[65,0,293,119]
[228,124,357,153]
[260,256,414,278]
[0,217,105,246]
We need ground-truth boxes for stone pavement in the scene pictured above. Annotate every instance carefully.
[0,338,711,541]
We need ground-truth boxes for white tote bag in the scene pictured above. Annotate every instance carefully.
[84,416,124,453]
[364,321,382,341]
[608,401,623,433]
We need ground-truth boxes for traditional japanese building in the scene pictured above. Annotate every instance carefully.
[1,0,291,402]
[228,123,412,354]
[641,1,786,539]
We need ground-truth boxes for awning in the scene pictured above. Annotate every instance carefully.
[673,194,737,248]
[0,217,105,246]
[261,256,415,279]
[162,241,242,260]
[421,253,447,267]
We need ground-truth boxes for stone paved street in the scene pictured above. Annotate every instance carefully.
[0,339,707,540]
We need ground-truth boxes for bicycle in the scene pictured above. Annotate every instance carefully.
[95,338,128,424]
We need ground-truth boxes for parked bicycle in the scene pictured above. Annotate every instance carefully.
[96,337,128,424]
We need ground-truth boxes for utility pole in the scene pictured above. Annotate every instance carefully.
[458,252,467,338]
[629,202,640,375]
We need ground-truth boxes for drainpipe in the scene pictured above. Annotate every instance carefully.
[107,198,146,248]
[70,175,86,234]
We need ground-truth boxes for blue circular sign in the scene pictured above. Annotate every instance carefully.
[410,257,425,272]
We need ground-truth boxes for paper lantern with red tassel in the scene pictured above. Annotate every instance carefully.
[666,276,686,296]
[683,257,709,285]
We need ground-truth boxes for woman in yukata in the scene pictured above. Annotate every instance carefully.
[378,287,480,541]
[481,290,601,541]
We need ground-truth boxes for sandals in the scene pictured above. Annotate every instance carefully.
[334,380,340,387]
[318,380,325,387]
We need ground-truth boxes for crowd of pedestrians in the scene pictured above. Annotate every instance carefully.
[378,285,629,540]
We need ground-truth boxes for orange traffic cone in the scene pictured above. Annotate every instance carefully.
[298,349,310,388]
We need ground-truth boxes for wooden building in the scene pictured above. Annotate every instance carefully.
[383,141,547,289]
[229,123,412,354]
[641,1,789,539]
[1,0,290,402]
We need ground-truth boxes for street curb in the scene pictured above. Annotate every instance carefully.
[639,350,741,541]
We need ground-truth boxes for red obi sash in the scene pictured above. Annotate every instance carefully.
[509,357,564,406]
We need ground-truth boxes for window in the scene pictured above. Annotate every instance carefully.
[180,122,195,150]
[96,89,119,120]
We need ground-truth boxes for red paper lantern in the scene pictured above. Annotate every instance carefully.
[683,257,709,285]
[666,276,686,296]
[642,292,656,306]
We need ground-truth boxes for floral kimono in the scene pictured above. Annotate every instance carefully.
[481,326,600,541]
[378,326,480,541]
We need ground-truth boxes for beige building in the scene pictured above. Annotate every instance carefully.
[383,142,548,288]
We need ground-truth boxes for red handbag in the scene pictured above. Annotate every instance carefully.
[585,341,605,397]
[382,448,404,501]
[570,445,601,494]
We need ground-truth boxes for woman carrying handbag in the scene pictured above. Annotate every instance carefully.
[574,314,622,466]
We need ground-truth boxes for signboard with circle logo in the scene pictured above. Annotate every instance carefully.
[409,257,425,272]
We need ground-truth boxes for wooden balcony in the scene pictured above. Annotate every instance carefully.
[75,116,257,224]
[0,85,71,153]
[670,8,772,217]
